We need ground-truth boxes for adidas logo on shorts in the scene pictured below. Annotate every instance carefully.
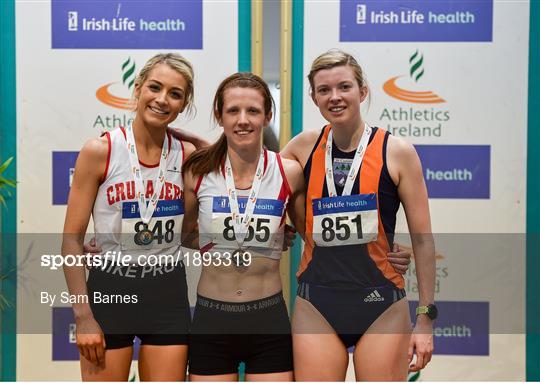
[364,290,385,302]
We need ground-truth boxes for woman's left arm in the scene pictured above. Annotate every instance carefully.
[387,135,435,372]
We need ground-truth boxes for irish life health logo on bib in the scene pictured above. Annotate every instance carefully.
[379,50,450,139]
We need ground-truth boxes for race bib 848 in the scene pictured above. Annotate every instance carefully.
[121,199,184,251]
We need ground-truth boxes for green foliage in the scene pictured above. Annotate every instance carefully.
[0,157,16,207]
[0,156,16,310]
[0,273,13,311]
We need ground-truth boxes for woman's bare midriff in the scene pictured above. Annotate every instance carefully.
[196,255,282,302]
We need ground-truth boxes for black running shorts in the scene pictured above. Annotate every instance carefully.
[189,292,293,375]
[86,262,190,349]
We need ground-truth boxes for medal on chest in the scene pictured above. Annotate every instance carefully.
[312,123,379,247]
[223,152,265,267]
[121,126,183,251]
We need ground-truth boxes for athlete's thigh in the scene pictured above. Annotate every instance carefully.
[353,298,411,381]
[246,371,294,382]
[80,346,133,381]
[292,297,348,381]
[138,344,188,381]
[189,373,238,381]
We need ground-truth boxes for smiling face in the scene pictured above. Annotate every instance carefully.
[134,63,188,129]
[311,65,367,128]
[218,87,272,150]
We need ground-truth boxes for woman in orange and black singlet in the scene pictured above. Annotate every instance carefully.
[281,49,436,381]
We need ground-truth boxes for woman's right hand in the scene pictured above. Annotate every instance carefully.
[167,127,209,149]
[387,243,412,274]
[83,238,102,269]
[282,224,297,251]
[76,315,106,365]
[83,237,102,255]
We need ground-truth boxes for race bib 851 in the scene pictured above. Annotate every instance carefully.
[312,193,378,247]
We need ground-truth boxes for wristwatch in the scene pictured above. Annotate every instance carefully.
[416,304,438,320]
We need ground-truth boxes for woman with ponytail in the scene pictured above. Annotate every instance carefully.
[181,73,305,381]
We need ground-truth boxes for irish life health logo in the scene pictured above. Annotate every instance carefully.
[339,0,493,42]
[93,58,136,130]
[379,51,450,138]
[51,1,203,49]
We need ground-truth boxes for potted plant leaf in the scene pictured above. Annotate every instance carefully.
[0,157,16,310]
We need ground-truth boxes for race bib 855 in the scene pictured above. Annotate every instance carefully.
[211,196,284,250]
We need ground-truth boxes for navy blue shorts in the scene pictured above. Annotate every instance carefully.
[297,282,406,348]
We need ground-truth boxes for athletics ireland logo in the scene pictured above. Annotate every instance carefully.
[96,57,136,110]
[383,50,445,104]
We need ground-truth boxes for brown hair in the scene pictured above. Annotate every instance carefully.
[133,53,195,117]
[308,49,368,99]
[183,72,274,176]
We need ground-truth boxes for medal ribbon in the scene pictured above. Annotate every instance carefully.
[224,150,265,249]
[125,125,170,224]
[325,122,372,197]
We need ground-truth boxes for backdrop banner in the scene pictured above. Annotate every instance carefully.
[300,0,528,380]
[16,0,243,379]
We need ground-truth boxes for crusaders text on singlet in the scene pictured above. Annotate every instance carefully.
[92,127,185,263]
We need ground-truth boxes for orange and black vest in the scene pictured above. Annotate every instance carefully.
[298,125,404,289]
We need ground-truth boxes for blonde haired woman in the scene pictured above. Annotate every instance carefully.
[63,53,196,381]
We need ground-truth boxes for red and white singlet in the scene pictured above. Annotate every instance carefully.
[92,127,185,263]
[196,150,291,260]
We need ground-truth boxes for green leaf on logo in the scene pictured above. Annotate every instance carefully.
[409,49,425,83]
[122,57,136,91]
